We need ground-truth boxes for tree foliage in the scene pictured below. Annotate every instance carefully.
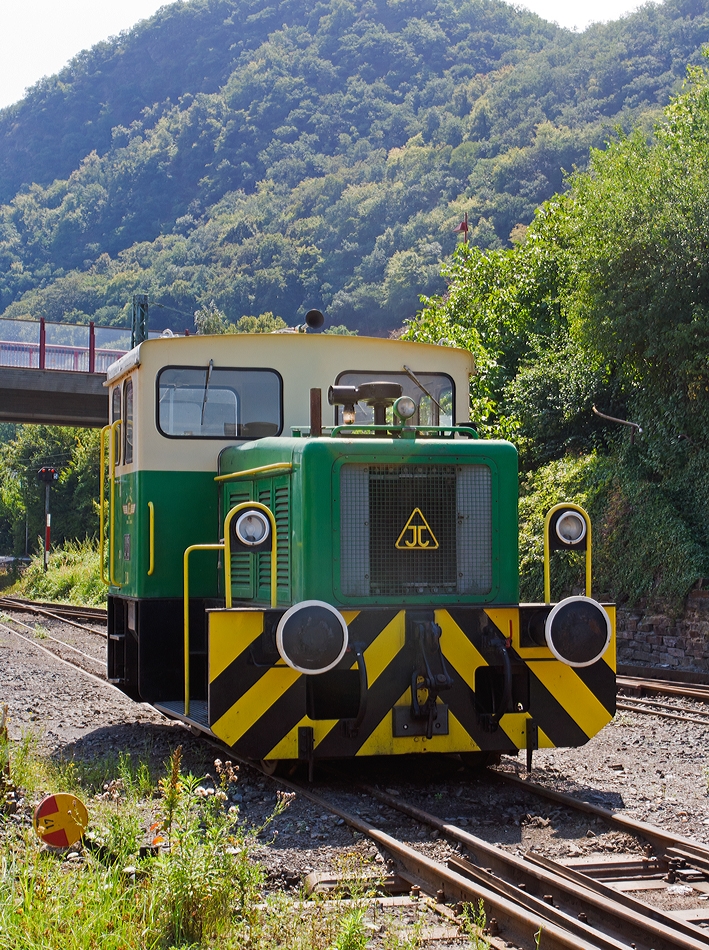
[1,0,709,332]
[408,55,709,606]
[193,302,288,333]
[0,427,100,556]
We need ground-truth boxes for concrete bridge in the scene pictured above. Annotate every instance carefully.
[0,317,131,427]
[0,367,108,427]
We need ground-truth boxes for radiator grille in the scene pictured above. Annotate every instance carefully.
[229,486,252,596]
[229,479,290,601]
[256,481,290,601]
[340,463,492,597]
[274,484,290,590]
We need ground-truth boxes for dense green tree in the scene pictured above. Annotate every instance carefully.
[407,55,709,605]
[193,302,288,332]
[0,427,100,556]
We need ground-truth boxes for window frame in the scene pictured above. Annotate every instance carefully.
[155,364,284,441]
[111,384,122,465]
[123,377,134,465]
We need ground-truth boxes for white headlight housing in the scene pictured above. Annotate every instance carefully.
[555,510,587,546]
[235,510,270,546]
[394,395,417,420]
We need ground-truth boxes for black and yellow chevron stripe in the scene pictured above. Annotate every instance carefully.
[207,605,616,760]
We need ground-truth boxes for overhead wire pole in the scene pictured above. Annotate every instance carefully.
[131,294,149,348]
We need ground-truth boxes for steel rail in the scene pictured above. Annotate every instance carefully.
[0,614,104,669]
[343,779,709,950]
[618,694,709,717]
[616,699,709,726]
[618,676,709,703]
[253,774,605,950]
[494,770,709,873]
[448,853,626,950]
[191,735,607,950]
[526,852,689,920]
[0,598,107,638]
[0,595,107,623]
[0,618,163,726]
[0,621,115,692]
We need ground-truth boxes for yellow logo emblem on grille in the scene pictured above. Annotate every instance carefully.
[395,508,439,550]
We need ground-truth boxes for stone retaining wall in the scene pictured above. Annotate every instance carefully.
[616,590,709,671]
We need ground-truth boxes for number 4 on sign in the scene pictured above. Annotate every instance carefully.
[33,793,89,848]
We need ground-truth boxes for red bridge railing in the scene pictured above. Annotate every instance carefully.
[0,318,132,374]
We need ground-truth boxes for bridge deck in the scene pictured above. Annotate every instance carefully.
[0,367,107,427]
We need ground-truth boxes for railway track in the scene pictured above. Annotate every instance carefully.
[6,612,709,949]
[616,696,709,725]
[0,595,107,630]
[0,610,107,676]
[306,773,709,950]
[619,675,709,704]
[493,770,709,879]
[616,674,709,725]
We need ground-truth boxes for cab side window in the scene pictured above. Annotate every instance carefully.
[123,378,134,465]
[111,386,121,465]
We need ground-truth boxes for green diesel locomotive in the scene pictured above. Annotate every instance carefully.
[102,326,615,769]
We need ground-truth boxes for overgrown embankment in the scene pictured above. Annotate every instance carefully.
[8,538,104,606]
[407,56,709,616]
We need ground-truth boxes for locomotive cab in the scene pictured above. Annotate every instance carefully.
[103,331,615,766]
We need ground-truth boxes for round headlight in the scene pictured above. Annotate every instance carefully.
[276,601,349,675]
[555,510,587,546]
[235,510,270,546]
[394,396,417,420]
[545,596,611,667]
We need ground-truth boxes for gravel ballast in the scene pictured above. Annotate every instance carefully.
[3,615,709,943]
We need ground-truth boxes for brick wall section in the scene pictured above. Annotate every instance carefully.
[616,591,709,671]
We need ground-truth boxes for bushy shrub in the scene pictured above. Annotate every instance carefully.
[11,537,105,605]
[519,452,706,610]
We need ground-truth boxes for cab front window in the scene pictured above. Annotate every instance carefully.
[334,370,454,426]
[156,366,282,439]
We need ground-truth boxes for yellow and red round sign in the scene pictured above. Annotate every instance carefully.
[33,793,89,848]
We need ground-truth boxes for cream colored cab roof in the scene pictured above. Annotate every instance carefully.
[108,333,474,473]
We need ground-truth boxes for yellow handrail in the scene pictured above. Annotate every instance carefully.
[223,502,278,609]
[99,424,110,584]
[147,502,155,576]
[109,419,122,588]
[215,462,292,483]
[543,502,592,604]
[183,543,223,716]
[182,502,278,718]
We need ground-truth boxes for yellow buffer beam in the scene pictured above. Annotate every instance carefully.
[265,611,405,760]
[528,661,613,739]
[209,611,264,681]
[436,610,488,690]
[212,666,299,746]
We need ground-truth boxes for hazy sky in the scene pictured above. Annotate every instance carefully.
[0,0,650,111]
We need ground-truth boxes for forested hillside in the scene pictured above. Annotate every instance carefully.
[406,56,709,609]
[1,0,709,332]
